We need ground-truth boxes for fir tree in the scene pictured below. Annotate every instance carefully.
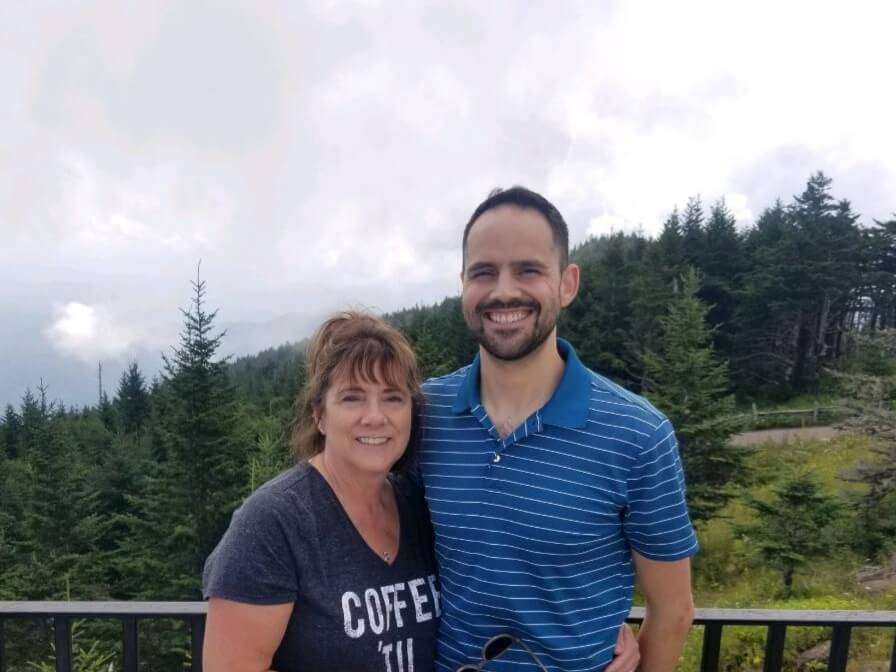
[119,273,244,598]
[680,196,706,269]
[20,409,104,599]
[115,362,151,435]
[738,475,841,595]
[642,267,745,522]
[2,404,21,458]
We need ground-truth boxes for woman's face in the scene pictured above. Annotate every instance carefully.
[317,366,413,478]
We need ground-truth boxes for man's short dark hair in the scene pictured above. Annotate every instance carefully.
[462,186,570,269]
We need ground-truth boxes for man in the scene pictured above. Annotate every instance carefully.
[417,187,698,671]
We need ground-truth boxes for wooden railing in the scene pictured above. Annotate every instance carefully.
[1,602,895,671]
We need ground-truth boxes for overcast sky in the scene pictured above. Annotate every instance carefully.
[2,0,894,408]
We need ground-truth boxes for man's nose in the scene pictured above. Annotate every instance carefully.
[492,268,521,301]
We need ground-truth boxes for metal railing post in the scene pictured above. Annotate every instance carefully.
[889,629,896,672]
[828,624,851,672]
[763,623,786,672]
[700,622,722,672]
[190,614,205,671]
[53,615,72,672]
[122,616,138,672]
[0,617,6,672]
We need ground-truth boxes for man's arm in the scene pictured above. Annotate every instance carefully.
[632,552,695,672]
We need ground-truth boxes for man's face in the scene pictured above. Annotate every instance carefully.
[461,205,579,361]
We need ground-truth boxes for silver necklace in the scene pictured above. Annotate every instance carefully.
[382,551,392,563]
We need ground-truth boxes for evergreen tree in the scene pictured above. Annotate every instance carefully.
[700,199,742,355]
[680,196,706,270]
[118,274,244,598]
[20,408,105,599]
[731,201,797,391]
[787,173,866,388]
[115,362,150,435]
[864,217,896,330]
[2,404,21,458]
[626,239,676,390]
[656,208,685,288]
[19,388,46,460]
[642,267,745,522]
[561,232,634,381]
[738,475,841,595]
[98,391,117,434]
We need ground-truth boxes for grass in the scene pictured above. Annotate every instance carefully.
[648,431,895,671]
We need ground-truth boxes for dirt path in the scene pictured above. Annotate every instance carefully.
[729,425,844,447]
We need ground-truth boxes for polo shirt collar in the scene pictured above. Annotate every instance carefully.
[451,338,591,429]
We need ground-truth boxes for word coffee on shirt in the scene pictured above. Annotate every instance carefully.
[341,574,441,672]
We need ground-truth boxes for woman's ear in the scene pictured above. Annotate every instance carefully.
[313,409,326,435]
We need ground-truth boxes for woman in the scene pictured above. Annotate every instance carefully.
[202,312,439,671]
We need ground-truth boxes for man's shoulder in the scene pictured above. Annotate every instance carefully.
[421,365,471,397]
[584,368,671,436]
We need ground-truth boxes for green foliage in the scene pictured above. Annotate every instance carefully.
[25,620,117,672]
[642,267,746,521]
[738,474,842,595]
[118,275,246,600]
[115,362,151,435]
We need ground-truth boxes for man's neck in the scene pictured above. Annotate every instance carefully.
[479,334,566,436]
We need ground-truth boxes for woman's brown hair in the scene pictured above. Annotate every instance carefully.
[291,311,423,473]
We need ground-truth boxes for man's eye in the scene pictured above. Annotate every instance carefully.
[469,269,493,279]
[386,395,407,404]
[520,268,540,276]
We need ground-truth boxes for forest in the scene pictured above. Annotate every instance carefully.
[1,172,895,669]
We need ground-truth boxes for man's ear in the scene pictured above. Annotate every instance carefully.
[560,262,580,308]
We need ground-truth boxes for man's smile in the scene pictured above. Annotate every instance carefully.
[483,309,533,325]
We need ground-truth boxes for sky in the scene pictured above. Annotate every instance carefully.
[1,0,895,408]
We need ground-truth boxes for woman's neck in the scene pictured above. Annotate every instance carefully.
[310,453,390,514]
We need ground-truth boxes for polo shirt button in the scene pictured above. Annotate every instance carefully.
[493,453,501,463]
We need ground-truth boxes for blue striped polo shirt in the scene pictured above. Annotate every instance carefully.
[419,338,698,672]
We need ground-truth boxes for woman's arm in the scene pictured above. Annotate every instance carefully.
[203,598,293,672]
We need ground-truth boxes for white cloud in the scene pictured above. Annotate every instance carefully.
[44,302,140,363]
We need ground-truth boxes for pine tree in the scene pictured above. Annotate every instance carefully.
[738,475,841,595]
[642,267,745,522]
[787,173,866,388]
[864,217,896,330]
[680,196,706,269]
[119,273,244,599]
[2,404,21,458]
[20,407,105,599]
[701,199,742,356]
[561,233,634,380]
[115,362,150,435]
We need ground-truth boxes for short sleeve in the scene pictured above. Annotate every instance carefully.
[202,488,301,604]
[622,419,699,561]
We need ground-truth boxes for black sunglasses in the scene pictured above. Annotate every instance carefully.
[455,633,549,672]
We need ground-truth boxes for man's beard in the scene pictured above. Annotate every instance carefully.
[466,298,559,361]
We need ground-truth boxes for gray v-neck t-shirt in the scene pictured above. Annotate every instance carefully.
[203,462,439,672]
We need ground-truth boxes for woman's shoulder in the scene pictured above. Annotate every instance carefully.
[235,462,317,522]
